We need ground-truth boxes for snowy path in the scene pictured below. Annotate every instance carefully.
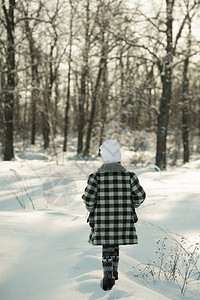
[0,158,200,299]
[0,210,171,300]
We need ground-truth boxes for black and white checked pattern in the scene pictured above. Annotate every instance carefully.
[82,163,146,246]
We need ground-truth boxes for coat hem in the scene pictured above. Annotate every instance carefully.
[88,240,138,246]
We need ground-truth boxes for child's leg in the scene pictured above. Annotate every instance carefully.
[102,246,115,278]
[113,246,119,280]
[102,246,115,290]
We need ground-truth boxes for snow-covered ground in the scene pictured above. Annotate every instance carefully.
[0,143,200,300]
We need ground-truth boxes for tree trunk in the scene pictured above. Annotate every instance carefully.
[181,15,191,164]
[156,0,174,169]
[146,64,154,129]
[156,76,172,169]
[42,42,56,149]
[199,98,200,138]
[83,56,106,156]
[181,57,190,163]
[30,48,40,146]
[23,8,41,145]
[99,43,109,154]
[31,87,38,145]
[119,48,126,125]
[77,0,90,154]
[2,0,16,161]
[54,73,59,136]
[63,3,73,152]
[0,62,5,143]
[41,86,50,149]
[30,50,40,146]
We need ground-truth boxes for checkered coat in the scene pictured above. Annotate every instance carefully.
[82,163,146,246]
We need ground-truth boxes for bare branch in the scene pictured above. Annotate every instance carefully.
[172,51,200,69]
[108,54,157,64]
[14,17,52,26]
[136,98,160,115]
[1,0,10,28]
[138,10,166,33]
[173,1,200,53]
[106,27,161,64]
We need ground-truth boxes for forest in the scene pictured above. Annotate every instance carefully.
[0,0,200,169]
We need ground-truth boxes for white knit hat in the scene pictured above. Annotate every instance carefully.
[99,139,121,163]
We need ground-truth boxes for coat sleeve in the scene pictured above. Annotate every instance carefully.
[82,173,98,212]
[130,172,146,208]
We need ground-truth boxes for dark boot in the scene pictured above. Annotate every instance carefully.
[113,270,118,280]
[102,277,115,291]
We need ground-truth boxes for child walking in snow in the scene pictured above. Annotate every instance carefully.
[82,139,146,291]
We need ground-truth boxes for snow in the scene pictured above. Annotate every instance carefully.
[0,144,200,300]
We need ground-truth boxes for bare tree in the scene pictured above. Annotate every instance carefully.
[181,16,191,163]
[83,53,107,156]
[39,0,66,149]
[77,0,90,154]
[23,3,42,145]
[155,0,175,169]
[181,0,199,163]
[63,0,75,152]
[83,0,117,156]
[2,0,16,160]
[156,0,200,169]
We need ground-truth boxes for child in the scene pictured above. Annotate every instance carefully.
[82,139,146,290]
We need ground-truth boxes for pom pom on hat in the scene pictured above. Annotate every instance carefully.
[99,139,121,163]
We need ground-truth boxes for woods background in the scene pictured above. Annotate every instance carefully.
[0,0,199,169]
